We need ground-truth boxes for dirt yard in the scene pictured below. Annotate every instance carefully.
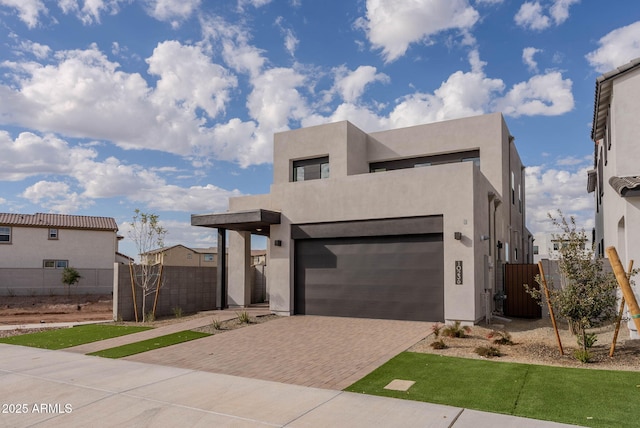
[0,295,113,325]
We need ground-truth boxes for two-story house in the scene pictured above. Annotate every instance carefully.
[192,113,530,323]
[0,213,122,295]
[588,57,640,338]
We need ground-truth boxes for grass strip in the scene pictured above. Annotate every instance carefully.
[88,330,210,358]
[346,352,640,428]
[0,324,151,350]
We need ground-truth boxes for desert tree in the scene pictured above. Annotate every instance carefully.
[527,211,621,361]
[61,267,82,297]
[128,209,167,322]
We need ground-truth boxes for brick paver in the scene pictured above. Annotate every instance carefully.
[64,307,271,354]
[124,315,431,390]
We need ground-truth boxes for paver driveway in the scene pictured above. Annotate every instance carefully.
[124,315,431,390]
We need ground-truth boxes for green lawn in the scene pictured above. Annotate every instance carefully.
[0,324,151,350]
[88,330,210,358]
[346,352,640,428]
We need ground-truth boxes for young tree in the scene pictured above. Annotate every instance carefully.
[61,267,82,297]
[529,211,619,361]
[128,209,167,322]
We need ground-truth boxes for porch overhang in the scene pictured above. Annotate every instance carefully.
[191,209,281,236]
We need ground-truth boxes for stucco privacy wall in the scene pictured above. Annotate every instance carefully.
[113,264,216,321]
[0,268,113,296]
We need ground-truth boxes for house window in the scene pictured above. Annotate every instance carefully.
[511,171,515,205]
[553,242,560,251]
[533,245,539,255]
[0,226,11,243]
[293,156,329,182]
[518,184,522,213]
[43,260,68,269]
[187,253,193,259]
[204,254,214,262]
[48,228,59,240]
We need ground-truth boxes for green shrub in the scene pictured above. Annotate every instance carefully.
[573,349,592,363]
[430,339,447,349]
[487,329,513,345]
[442,321,471,338]
[236,310,252,324]
[474,346,502,358]
[211,317,222,330]
[172,306,183,318]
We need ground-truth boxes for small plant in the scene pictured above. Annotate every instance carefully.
[577,332,597,349]
[172,306,183,318]
[487,330,514,345]
[211,317,222,330]
[474,346,502,358]
[442,321,471,338]
[61,267,82,297]
[144,311,155,323]
[6,288,15,297]
[429,323,447,349]
[573,349,592,363]
[236,310,252,324]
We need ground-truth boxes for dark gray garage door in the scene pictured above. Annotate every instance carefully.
[294,234,444,321]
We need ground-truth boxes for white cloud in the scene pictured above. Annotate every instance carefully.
[275,16,299,57]
[0,0,47,28]
[3,131,242,213]
[146,41,237,119]
[585,21,640,73]
[57,0,129,25]
[515,0,579,31]
[143,0,201,27]
[331,65,390,103]
[475,0,503,4]
[356,0,479,63]
[525,161,594,235]
[494,72,573,117]
[515,2,550,30]
[9,34,52,59]
[522,47,542,72]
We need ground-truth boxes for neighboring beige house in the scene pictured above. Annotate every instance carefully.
[142,245,266,267]
[0,213,122,295]
[193,113,531,324]
[588,57,640,338]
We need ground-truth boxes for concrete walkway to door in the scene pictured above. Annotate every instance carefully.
[123,315,431,390]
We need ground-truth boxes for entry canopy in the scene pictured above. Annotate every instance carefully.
[191,209,281,236]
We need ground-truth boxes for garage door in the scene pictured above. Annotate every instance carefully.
[294,234,444,321]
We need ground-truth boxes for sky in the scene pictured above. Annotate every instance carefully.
[1,0,640,258]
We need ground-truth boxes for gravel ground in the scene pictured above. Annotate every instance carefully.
[409,316,640,371]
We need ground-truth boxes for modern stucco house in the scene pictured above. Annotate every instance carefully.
[193,112,531,323]
[0,213,123,295]
[588,57,640,337]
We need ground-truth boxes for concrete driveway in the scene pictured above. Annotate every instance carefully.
[124,315,431,390]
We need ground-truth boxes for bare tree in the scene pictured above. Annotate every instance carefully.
[128,209,167,322]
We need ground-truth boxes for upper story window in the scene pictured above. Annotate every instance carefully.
[48,228,58,240]
[293,156,330,182]
[0,226,11,243]
[511,171,515,205]
[369,149,480,173]
[204,254,214,262]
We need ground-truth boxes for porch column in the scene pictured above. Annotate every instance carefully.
[216,228,227,309]
[228,230,251,307]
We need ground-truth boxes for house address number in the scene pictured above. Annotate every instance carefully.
[455,261,463,285]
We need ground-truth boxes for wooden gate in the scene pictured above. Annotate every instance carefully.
[503,264,541,318]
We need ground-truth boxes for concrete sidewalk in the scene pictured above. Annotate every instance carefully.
[0,344,581,428]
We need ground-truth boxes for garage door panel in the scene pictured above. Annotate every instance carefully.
[295,234,443,321]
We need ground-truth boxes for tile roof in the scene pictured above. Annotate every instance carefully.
[609,176,640,197]
[592,57,640,142]
[0,213,118,231]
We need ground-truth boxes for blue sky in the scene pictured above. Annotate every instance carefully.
[1,0,640,258]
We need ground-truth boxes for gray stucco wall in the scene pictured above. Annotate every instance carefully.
[0,268,113,296]
[114,264,216,321]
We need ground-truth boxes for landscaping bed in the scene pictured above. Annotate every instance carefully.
[409,316,640,371]
[0,295,112,326]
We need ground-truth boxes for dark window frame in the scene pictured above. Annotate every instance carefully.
[43,259,69,269]
[0,226,11,244]
[292,156,330,182]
